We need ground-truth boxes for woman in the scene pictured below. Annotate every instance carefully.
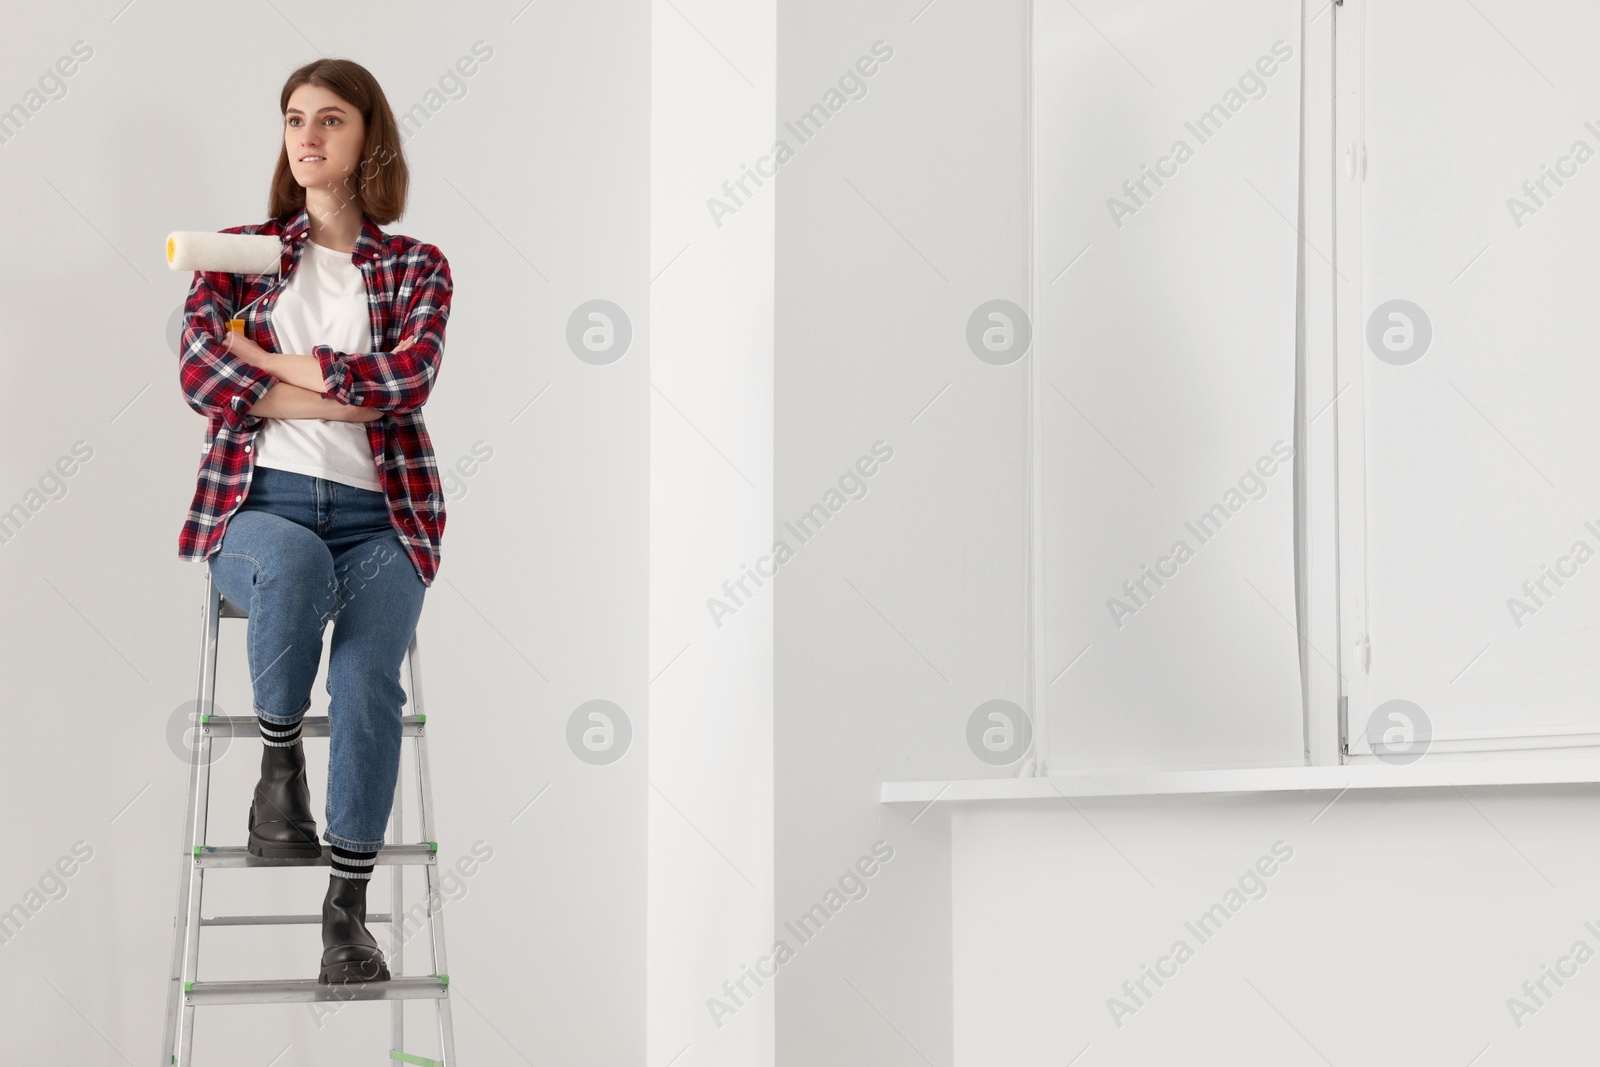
[175,58,453,985]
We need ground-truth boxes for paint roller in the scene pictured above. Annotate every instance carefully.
[165,230,285,336]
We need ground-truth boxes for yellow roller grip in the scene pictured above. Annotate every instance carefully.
[227,319,245,335]
[167,236,175,264]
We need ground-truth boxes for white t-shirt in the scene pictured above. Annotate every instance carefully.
[252,239,383,492]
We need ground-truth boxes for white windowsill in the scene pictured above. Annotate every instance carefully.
[881,754,1600,803]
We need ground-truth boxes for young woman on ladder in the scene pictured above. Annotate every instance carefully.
[176,57,453,985]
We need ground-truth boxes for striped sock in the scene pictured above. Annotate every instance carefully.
[330,844,379,880]
[258,716,302,747]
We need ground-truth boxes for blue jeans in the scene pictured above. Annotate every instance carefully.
[208,465,426,851]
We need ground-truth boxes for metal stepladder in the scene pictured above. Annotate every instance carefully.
[161,569,457,1066]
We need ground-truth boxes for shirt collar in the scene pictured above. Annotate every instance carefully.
[280,205,385,261]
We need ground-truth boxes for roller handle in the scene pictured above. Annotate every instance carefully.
[167,235,251,335]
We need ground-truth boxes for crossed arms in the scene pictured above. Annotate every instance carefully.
[177,243,452,430]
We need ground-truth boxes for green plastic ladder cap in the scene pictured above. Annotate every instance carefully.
[417,713,426,723]
[439,973,449,987]
[389,1051,441,1067]
[428,841,438,851]
[184,981,194,993]
[192,846,202,856]
[201,714,212,724]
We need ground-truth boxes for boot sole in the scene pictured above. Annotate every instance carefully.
[246,831,323,859]
[319,957,391,984]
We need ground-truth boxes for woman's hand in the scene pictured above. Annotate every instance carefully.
[223,329,279,373]
[232,332,409,422]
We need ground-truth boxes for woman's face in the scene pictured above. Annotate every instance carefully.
[283,83,366,201]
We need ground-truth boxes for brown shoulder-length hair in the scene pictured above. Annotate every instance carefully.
[267,59,408,226]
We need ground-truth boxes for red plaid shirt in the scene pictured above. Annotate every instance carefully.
[177,206,452,586]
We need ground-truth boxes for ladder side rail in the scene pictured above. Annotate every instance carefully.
[177,575,226,1066]
[161,572,218,1065]
[408,632,456,1066]
[391,671,407,1055]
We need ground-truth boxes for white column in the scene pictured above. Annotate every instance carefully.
[649,2,776,1065]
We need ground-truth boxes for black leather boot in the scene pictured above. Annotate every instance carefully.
[245,739,321,858]
[320,874,391,984]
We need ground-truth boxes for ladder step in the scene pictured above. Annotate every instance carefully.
[200,714,426,737]
[183,975,448,1005]
[193,843,436,868]
[202,912,393,927]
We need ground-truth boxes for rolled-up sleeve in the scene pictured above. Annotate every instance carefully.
[178,267,276,432]
[315,244,452,414]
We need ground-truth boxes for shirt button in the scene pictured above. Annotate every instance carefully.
[244,445,252,452]
[234,494,242,502]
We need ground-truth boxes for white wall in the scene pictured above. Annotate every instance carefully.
[953,788,1600,1065]
[774,0,1031,1063]
[0,3,649,1063]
